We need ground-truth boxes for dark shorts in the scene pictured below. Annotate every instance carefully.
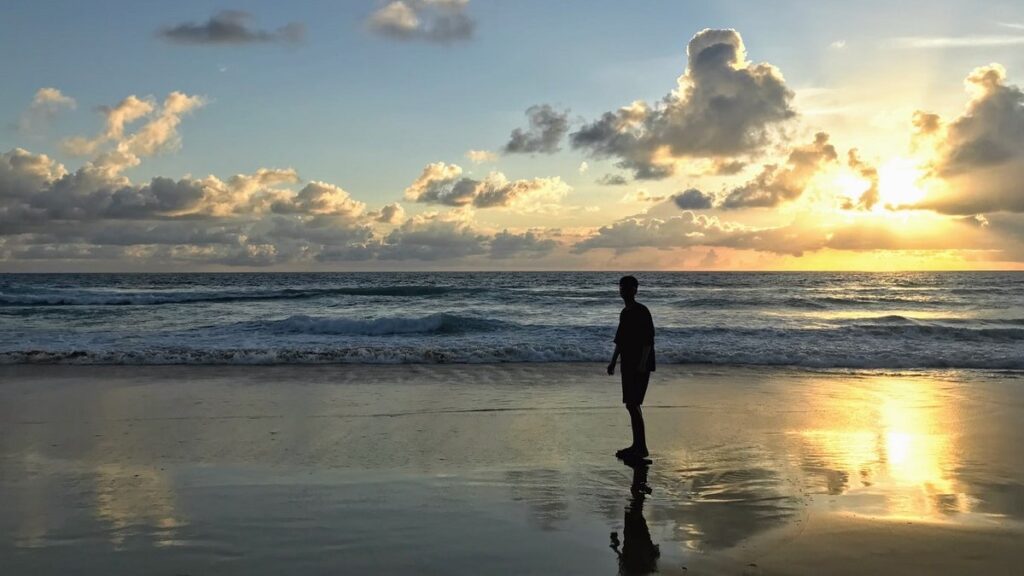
[621,367,650,406]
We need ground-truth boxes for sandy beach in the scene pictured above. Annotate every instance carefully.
[1,364,1022,575]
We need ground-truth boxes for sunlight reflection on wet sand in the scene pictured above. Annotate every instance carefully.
[1,365,1021,574]
[788,376,971,521]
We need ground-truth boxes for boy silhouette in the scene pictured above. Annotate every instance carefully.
[607,275,655,460]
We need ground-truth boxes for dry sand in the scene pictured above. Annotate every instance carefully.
[1,364,1021,574]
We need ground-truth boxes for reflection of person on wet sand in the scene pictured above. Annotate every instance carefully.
[607,275,655,460]
[610,459,660,575]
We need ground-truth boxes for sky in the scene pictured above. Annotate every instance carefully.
[3,0,1024,271]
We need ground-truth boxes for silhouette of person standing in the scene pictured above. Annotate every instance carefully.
[607,275,655,460]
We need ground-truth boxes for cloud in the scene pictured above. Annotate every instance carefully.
[573,210,995,258]
[892,36,1024,49]
[158,11,304,45]
[378,211,487,260]
[17,88,76,135]
[916,64,1024,214]
[370,202,406,224]
[368,0,474,43]
[597,173,629,186]
[830,40,846,49]
[0,148,67,201]
[272,181,367,216]
[62,95,154,156]
[375,212,558,261]
[0,151,382,267]
[503,105,570,154]
[840,149,880,210]
[2,88,579,268]
[720,132,837,209]
[61,92,206,177]
[573,211,746,253]
[403,162,570,210]
[465,149,497,164]
[2,143,365,227]
[699,248,720,267]
[673,188,715,210]
[578,161,589,174]
[571,28,796,179]
[619,189,665,203]
[708,158,747,175]
[489,229,557,259]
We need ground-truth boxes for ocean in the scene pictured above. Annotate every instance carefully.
[1,272,1022,368]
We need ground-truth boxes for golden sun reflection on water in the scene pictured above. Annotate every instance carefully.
[792,377,967,521]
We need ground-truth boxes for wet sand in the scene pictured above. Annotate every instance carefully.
[1,364,1022,575]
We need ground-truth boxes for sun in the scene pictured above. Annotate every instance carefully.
[877,158,926,208]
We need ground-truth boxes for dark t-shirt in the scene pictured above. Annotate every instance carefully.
[614,302,656,372]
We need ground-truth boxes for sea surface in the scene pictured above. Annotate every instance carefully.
[1,272,1022,368]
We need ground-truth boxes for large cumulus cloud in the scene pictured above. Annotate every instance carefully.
[571,28,796,179]
[915,64,1024,214]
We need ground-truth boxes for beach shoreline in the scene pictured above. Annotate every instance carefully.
[2,363,1022,574]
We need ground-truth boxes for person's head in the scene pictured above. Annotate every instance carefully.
[619,275,639,300]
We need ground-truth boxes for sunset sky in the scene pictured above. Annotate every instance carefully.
[3,0,1024,271]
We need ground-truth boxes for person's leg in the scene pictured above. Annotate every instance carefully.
[616,405,635,457]
[626,404,648,456]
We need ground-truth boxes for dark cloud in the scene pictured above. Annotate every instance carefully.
[673,188,714,210]
[9,243,128,261]
[597,174,629,186]
[158,11,304,45]
[104,177,208,218]
[916,64,1024,214]
[87,221,246,246]
[710,159,746,175]
[403,162,569,210]
[571,28,796,180]
[503,105,570,154]
[378,214,488,260]
[912,111,942,136]
[489,230,557,258]
[720,132,837,209]
[368,0,474,44]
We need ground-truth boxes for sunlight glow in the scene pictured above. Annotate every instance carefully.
[878,158,927,208]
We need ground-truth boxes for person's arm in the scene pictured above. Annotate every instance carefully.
[608,344,620,375]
